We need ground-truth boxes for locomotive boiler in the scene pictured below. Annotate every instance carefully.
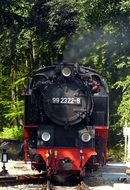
[24,62,109,182]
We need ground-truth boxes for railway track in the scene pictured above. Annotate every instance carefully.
[0,161,91,190]
[0,173,90,190]
[0,173,49,190]
[0,173,46,184]
[0,162,129,190]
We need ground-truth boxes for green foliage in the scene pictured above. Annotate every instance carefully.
[0,0,81,130]
[109,124,124,162]
[120,0,130,12]
[109,124,124,147]
[116,75,130,126]
[0,126,23,140]
[109,124,125,162]
[109,146,124,162]
[4,100,24,125]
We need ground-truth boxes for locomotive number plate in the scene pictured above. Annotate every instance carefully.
[52,97,81,104]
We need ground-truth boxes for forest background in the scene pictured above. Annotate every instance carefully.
[0,0,130,161]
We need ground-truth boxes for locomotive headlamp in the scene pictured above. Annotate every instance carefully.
[41,132,51,142]
[81,132,91,142]
[61,67,71,77]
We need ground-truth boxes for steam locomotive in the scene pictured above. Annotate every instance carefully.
[24,62,109,181]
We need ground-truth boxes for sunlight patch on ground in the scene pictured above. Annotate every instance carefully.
[113,183,130,190]
[90,186,113,190]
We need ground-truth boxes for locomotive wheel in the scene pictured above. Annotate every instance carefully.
[31,154,46,172]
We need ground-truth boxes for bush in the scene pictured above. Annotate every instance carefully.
[108,146,124,162]
[0,126,23,140]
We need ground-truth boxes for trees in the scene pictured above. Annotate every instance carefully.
[0,0,34,129]
[116,75,130,126]
[0,0,130,144]
[0,0,80,135]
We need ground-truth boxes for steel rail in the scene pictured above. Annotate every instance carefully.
[0,173,46,185]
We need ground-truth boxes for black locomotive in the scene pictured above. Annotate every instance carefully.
[24,62,109,180]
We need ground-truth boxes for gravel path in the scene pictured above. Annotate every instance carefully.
[87,163,130,190]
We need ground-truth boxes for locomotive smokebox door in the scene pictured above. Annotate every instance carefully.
[43,79,92,126]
